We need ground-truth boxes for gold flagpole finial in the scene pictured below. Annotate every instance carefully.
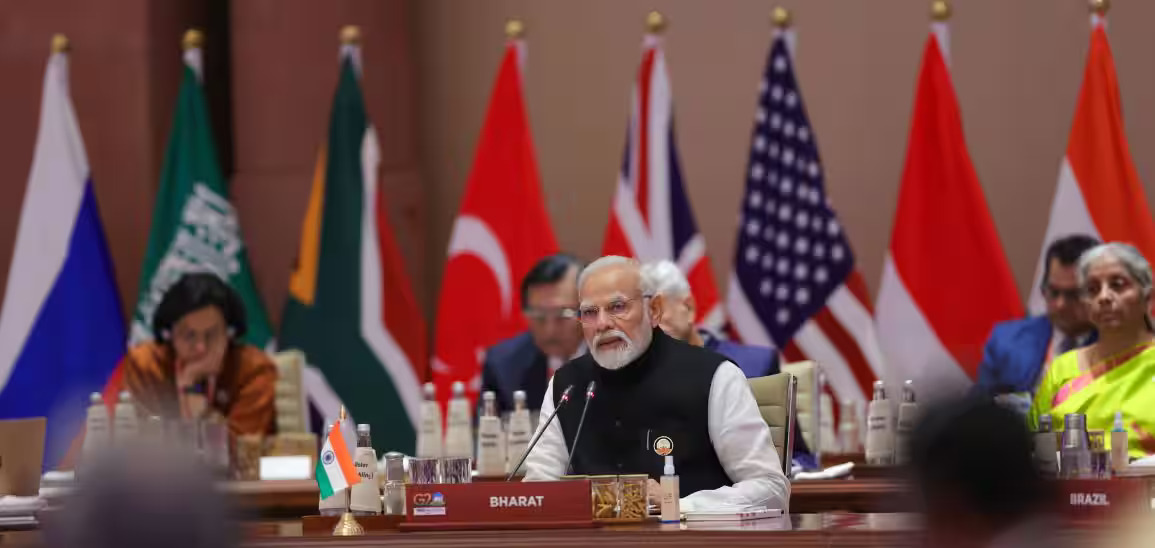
[340,25,361,45]
[771,7,792,29]
[1089,0,1110,15]
[505,19,525,39]
[51,34,70,54]
[931,0,952,21]
[646,11,667,34]
[182,29,204,51]
[338,405,347,422]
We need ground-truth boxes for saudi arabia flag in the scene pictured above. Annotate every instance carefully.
[131,37,271,347]
[279,36,426,455]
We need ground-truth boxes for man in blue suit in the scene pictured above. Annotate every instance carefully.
[642,260,816,470]
[640,260,778,377]
[480,254,586,416]
[973,234,1099,407]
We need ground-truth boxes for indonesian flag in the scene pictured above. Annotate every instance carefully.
[601,33,724,330]
[315,418,359,498]
[431,38,558,408]
[1027,13,1155,315]
[875,22,1022,394]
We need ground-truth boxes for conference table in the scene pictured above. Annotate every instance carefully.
[227,477,916,518]
[0,476,1135,548]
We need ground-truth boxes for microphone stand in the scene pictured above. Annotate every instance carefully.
[563,381,596,476]
[506,385,574,481]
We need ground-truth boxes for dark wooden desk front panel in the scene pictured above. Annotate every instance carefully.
[226,478,914,519]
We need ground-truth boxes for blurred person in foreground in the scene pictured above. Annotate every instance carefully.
[642,259,816,471]
[911,398,1058,548]
[480,253,586,416]
[115,273,276,436]
[45,442,238,548]
[1029,242,1155,457]
[525,256,789,512]
[973,234,1099,411]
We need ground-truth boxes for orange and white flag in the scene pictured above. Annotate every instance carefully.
[1027,12,1155,314]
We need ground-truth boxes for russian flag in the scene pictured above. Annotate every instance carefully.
[0,42,125,469]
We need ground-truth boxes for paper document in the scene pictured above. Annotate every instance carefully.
[683,505,783,522]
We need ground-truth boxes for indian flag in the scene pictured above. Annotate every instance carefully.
[316,420,360,498]
[1026,11,1155,315]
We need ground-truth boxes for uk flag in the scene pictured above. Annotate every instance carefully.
[601,33,723,330]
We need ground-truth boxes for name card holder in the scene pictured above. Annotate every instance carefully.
[401,480,595,531]
[1054,479,1149,522]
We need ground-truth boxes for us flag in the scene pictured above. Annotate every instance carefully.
[601,33,724,330]
[726,30,882,405]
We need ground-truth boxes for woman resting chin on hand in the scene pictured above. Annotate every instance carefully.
[115,273,276,436]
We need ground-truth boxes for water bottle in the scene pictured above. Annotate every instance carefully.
[416,382,444,458]
[864,381,894,465]
[1060,413,1092,479]
[349,424,381,515]
[444,381,473,458]
[506,390,533,475]
[1034,414,1059,478]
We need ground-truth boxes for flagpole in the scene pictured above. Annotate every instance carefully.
[930,0,951,67]
[772,6,796,57]
[332,405,364,536]
[771,6,791,28]
[51,33,69,54]
[182,29,204,82]
[646,10,667,34]
[505,19,527,73]
[1089,0,1109,27]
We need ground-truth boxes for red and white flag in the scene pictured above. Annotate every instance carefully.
[875,22,1022,394]
[601,33,724,330]
[726,27,881,407]
[432,39,558,408]
[1027,13,1155,315]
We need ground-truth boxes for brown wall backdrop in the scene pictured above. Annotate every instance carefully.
[2,0,1155,336]
[0,0,423,327]
[418,0,1155,316]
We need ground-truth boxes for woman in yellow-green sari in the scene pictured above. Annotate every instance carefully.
[1029,242,1155,459]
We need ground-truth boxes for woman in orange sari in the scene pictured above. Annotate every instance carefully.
[116,273,276,436]
[1029,243,1155,458]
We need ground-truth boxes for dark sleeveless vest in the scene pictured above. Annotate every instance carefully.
[552,328,731,497]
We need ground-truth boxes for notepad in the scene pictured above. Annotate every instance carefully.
[683,506,783,522]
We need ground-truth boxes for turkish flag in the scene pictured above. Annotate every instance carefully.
[432,40,558,409]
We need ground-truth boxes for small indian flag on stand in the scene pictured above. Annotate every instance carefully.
[315,420,360,498]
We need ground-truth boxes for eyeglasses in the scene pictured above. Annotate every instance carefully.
[577,295,650,325]
[172,326,228,348]
[1041,285,1082,301]
[523,307,579,324]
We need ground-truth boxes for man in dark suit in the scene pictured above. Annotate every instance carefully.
[480,254,585,416]
[973,234,1099,409]
[641,260,778,377]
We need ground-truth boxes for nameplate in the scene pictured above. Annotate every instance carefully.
[402,480,594,531]
[1054,479,1148,521]
[258,455,313,481]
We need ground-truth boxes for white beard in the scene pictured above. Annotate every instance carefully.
[589,312,654,371]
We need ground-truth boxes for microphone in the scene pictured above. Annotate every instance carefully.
[563,381,596,475]
[506,384,575,481]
